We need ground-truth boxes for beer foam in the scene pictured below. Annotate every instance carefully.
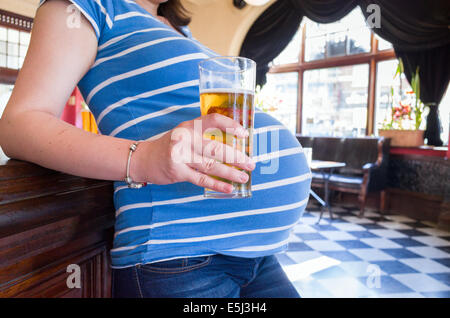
[199,88,254,95]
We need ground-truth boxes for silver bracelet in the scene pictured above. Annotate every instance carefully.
[124,141,147,189]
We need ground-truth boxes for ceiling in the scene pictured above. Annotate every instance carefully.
[0,0,40,18]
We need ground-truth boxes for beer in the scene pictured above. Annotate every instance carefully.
[198,56,256,198]
[200,89,254,198]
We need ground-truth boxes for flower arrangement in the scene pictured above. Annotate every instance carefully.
[379,59,426,147]
[380,59,425,131]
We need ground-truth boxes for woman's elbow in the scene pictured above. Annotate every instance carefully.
[0,117,12,158]
[0,111,20,159]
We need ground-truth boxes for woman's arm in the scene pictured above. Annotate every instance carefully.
[0,0,254,193]
[0,0,136,182]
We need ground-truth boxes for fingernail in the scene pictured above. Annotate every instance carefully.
[240,173,249,183]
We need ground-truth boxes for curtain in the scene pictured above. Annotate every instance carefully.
[240,0,359,85]
[358,0,450,146]
[359,0,450,51]
[396,45,449,146]
[240,0,302,86]
[289,0,358,24]
[239,0,450,145]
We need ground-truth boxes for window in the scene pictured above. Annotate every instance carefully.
[304,9,371,61]
[264,7,449,145]
[259,72,298,133]
[263,7,398,138]
[375,34,393,51]
[272,29,301,66]
[375,59,413,133]
[303,64,369,137]
[0,10,33,85]
[0,26,30,70]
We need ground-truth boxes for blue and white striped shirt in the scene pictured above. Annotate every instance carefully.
[39,0,311,268]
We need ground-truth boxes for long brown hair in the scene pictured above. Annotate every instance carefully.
[157,0,191,36]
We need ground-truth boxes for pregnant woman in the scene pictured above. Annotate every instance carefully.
[0,0,311,298]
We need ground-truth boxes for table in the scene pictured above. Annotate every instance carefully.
[309,160,346,223]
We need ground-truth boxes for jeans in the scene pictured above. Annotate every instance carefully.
[112,254,300,298]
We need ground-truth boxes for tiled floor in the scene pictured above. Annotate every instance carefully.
[276,203,450,298]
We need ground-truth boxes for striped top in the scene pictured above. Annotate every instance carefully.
[39,0,311,268]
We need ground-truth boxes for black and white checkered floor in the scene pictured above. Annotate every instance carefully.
[276,203,450,298]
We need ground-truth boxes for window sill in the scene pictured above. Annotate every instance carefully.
[390,145,448,158]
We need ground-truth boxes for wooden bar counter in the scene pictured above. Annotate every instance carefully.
[0,155,115,297]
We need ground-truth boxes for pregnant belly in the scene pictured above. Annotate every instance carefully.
[113,111,311,249]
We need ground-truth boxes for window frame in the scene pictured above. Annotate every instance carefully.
[0,10,33,84]
[268,23,396,136]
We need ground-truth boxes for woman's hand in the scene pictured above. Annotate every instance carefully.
[133,113,256,193]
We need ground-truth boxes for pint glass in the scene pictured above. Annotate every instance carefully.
[198,56,256,198]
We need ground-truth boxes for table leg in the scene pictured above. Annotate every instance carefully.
[310,189,326,206]
[323,169,334,220]
[309,189,326,223]
[309,181,333,223]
